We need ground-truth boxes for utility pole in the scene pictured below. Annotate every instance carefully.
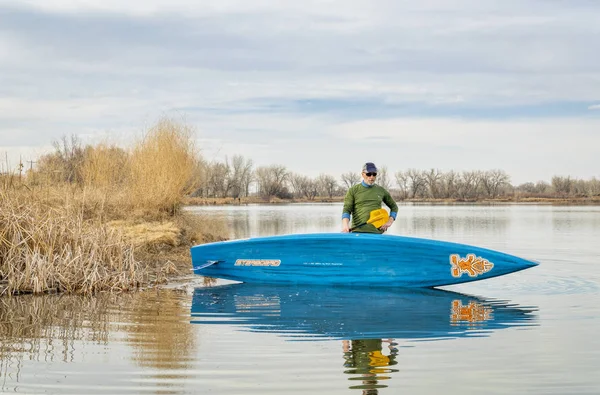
[19,156,24,182]
[27,160,36,184]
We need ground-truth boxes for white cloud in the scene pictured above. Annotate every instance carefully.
[589,104,600,110]
[328,117,600,154]
[0,97,147,122]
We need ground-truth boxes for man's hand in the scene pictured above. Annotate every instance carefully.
[379,217,394,232]
[342,218,351,233]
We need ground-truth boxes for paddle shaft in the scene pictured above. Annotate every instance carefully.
[350,221,371,231]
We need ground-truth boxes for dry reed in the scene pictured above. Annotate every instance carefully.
[0,189,144,295]
[127,118,200,215]
[81,143,129,192]
[0,118,228,295]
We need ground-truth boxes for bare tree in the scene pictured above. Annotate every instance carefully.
[480,169,510,198]
[288,172,305,197]
[394,171,410,200]
[406,168,427,198]
[340,171,360,190]
[517,180,551,197]
[456,171,481,200]
[206,161,231,197]
[255,165,288,198]
[587,177,600,197]
[301,177,319,200]
[376,166,392,190]
[288,172,315,199]
[551,176,573,196]
[440,170,458,199]
[571,179,588,197]
[516,182,535,194]
[535,180,551,195]
[317,174,338,198]
[243,170,255,198]
[55,135,85,184]
[36,135,86,184]
[228,155,253,198]
[424,168,443,198]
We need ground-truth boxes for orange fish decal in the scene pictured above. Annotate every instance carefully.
[450,254,494,278]
[450,300,493,325]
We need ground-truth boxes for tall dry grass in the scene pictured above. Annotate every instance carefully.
[34,118,206,220]
[127,118,201,215]
[0,189,144,295]
[0,118,227,295]
[81,143,129,192]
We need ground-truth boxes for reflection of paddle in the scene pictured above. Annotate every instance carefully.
[350,208,389,232]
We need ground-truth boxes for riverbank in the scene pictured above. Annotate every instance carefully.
[0,119,230,296]
[3,184,597,297]
[0,187,229,296]
[185,195,600,205]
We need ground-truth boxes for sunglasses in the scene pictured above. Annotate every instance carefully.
[365,172,377,177]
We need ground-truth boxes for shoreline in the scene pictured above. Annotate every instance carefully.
[3,192,598,297]
[185,196,600,206]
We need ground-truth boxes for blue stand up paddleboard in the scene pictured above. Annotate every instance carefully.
[190,233,538,288]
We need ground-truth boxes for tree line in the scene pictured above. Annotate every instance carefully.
[195,157,600,200]
[5,137,600,201]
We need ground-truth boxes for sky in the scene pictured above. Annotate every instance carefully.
[0,0,599,185]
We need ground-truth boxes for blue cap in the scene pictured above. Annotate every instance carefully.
[362,162,378,173]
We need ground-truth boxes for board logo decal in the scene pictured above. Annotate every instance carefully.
[235,259,281,267]
[450,254,494,278]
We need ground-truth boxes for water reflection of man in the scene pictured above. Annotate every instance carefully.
[342,338,399,394]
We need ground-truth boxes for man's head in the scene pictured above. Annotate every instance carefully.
[361,162,378,185]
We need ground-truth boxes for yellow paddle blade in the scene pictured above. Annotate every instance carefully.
[366,208,389,229]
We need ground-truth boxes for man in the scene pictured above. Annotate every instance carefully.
[341,162,398,233]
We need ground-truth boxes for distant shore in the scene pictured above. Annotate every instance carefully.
[185,196,600,206]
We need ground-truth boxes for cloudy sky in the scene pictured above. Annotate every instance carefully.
[1,0,599,184]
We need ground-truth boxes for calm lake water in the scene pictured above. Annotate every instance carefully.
[1,203,599,394]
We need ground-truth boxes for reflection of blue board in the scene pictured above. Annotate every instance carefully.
[190,283,537,340]
[190,233,538,287]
